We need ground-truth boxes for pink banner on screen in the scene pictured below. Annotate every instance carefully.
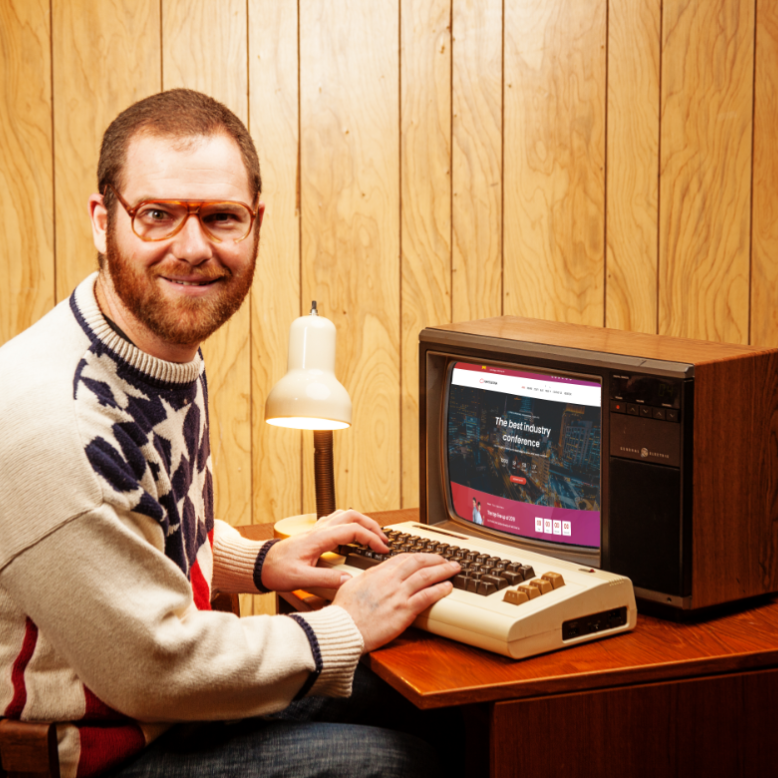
[451,481,600,548]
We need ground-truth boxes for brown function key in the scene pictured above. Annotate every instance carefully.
[503,588,530,605]
[518,583,541,600]
[530,578,553,595]
[542,571,565,589]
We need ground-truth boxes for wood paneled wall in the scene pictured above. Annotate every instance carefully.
[2,0,777,526]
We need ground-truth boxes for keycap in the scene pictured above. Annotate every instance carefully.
[477,580,497,596]
[542,572,565,589]
[518,583,540,599]
[343,553,382,571]
[482,574,509,591]
[503,588,530,605]
[530,578,553,595]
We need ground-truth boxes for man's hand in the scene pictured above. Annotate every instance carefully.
[260,509,389,593]
[332,553,460,653]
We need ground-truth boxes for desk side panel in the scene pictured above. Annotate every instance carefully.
[491,668,778,778]
[692,352,778,608]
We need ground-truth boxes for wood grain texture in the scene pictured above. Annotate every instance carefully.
[52,0,161,302]
[492,669,778,778]
[605,0,660,334]
[162,0,253,539]
[503,0,606,325]
[0,0,54,347]
[750,0,778,348]
[249,0,302,528]
[451,0,502,322]
[692,352,778,608]
[659,0,754,343]
[400,0,452,508]
[431,314,768,365]
[299,0,400,514]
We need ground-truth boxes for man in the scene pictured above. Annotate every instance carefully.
[0,90,460,777]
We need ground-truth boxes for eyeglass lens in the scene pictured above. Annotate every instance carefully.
[133,201,252,241]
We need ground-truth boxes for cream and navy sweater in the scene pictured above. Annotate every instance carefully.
[0,274,363,778]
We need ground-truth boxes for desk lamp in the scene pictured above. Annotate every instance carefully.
[265,302,352,518]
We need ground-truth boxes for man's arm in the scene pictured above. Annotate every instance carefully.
[0,505,363,723]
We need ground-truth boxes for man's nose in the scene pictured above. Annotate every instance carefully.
[170,214,213,263]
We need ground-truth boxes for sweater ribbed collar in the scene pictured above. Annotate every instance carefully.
[72,272,204,385]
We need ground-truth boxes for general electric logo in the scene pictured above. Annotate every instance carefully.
[620,445,670,460]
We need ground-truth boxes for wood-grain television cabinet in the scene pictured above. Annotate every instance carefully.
[419,316,778,615]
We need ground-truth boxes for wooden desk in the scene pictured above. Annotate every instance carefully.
[363,510,778,777]
[246,510,778,777]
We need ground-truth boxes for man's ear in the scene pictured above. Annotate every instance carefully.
[257,202,265,229]
[88,193,108,254]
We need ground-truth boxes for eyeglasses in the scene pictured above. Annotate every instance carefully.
[105,183,260,243]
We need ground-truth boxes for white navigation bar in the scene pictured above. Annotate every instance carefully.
[452,368,601,407]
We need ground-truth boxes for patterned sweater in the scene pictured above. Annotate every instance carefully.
[0,273,363,778]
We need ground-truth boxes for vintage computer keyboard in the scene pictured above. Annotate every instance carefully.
[315,522,637,660]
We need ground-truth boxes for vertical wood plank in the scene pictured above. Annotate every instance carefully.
[162,0,253,548]
[503,0,606,325]
[400,0,452,508]
[248,0,302,528]
[451,0,502,322]
[300,0,400,514]
[751,0,778,348]
[605,0,661,334]
[53,0,161,302]
[659,0,754,343]
[0,0,54,346]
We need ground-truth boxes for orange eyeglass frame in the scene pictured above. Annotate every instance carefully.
[104,183,260,243]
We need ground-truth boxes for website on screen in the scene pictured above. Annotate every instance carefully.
[447,362,602,548]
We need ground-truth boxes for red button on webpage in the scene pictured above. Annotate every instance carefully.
[510,475,527,485]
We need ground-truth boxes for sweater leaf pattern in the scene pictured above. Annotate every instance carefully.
[71,295,214,578]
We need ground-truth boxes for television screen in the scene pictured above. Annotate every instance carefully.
[446,361,602,549]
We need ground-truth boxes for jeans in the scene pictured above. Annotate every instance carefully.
[108,664,464,778]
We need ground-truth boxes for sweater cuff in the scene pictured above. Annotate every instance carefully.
[288,605,364,698]
[211,521,272,595]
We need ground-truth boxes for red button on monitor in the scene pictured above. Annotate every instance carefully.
[510,475,527,485]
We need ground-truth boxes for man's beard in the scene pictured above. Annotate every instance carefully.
[101,225,257,349]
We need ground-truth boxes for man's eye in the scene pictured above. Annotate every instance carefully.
[138,206,174,222]
[204,211,238,224]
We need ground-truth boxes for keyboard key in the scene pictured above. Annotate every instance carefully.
[542,572,565,589]
[518,583,540,599]
[502,570,525,586]
[477,580,497,596]
[482,574,509,591]
[453,574,469,590]
[530,578,553,595]
[344,553,382,571]
[503,588,530,605]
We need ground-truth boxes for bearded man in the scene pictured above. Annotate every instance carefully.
[0,89,461,778]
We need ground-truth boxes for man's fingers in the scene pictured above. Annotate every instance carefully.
[317,509,386,540]
[305,522,389,555]
[374,552,459,583]
[406,579,455,612]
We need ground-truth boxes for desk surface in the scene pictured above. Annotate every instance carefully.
[363,509,778,710]
[238,509,778,711]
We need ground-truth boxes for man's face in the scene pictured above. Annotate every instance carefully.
[100,132,261,349]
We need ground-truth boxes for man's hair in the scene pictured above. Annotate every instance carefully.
[98,89,261,212]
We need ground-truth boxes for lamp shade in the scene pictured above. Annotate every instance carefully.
[264,306,352,430]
